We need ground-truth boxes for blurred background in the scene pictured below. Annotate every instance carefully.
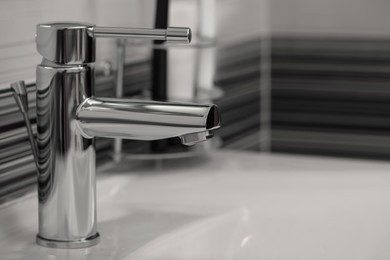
[0,0,390,202]
[270,0,390,159]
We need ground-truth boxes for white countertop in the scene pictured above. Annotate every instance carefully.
[1,151,390,259]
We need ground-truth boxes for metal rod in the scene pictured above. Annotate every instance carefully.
[92,26,191,43]
[94,27,165,39]
[10,81,39,169]
[113,39,126,163]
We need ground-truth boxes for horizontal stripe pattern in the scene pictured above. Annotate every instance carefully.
[272,37,390,159]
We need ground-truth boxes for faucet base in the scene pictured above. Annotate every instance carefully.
[36,233,100,249]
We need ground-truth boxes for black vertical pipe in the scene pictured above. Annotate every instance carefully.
[152,0,168,101]
[151,0,169,151]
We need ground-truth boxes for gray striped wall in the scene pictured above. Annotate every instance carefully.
[0,74,116,203]
[0,39,261,203]
[3,35,390,204]
[272,37,390,159]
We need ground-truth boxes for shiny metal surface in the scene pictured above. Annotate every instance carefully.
[36,233,100,249]
[10,81,39,169]
[35,22,220,248]
[36,23,95,64]
[36,22,191,64]
[93,26,191,43]
[76,98,219,141]
[166,27,192,43]
[36,61,98,248]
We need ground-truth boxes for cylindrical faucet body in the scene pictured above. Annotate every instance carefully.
[36,61,99,248]
[34,22,219,249]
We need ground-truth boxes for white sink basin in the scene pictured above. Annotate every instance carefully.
[2,151,390,259]
[127,209,252,260]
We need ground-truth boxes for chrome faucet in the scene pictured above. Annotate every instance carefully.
[33,22,220,249]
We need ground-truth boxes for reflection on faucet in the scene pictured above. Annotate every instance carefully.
[34,22,220,249]
[76,97,219,142]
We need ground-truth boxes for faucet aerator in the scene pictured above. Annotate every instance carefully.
[179,131,209,146]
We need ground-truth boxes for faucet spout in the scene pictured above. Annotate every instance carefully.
[76,98,220,144]
[34,21,221,249]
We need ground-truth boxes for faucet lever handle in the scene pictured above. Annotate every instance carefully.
[36,22,191,64]
[91,26,191,43]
